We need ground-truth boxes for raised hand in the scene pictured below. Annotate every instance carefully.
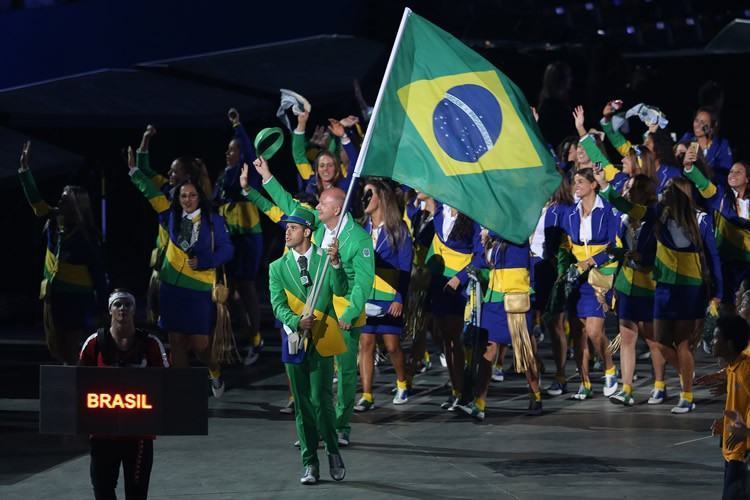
[127,146,136,170]
[593,163,608,189]
[296,110,309,132]
[310,125,329,148]
[139,125,157,152]
[227,108,240,126]
[328,118,345,138]
[252,156,272,182]
[240,163,250,190]
[683,147,698,168]
[573,105,586,137]
[19,141,31,172]
[339,115,359,128]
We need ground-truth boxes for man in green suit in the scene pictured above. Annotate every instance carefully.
[268,206,349,485]
[249,157,374,446]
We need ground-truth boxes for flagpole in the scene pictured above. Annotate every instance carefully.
[302,7,412,318]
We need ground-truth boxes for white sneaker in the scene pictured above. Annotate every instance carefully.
[670,399,696,414]
[439,353,447,367]
[280,399,295,414]
[647,387,666,405]
[353,398,375,412]
[393,388,409,405]
[603,374,618,397]
[491,367,504,382]
[210,377,225,398]
[244,339,263,366]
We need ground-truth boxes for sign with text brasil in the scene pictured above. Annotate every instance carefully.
[360,11,559,244]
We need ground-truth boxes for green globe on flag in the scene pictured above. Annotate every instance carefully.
[358,8,560,244]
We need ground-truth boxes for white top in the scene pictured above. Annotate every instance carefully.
[441,204,457,241]
[371,221,384,247]
[733,190,750,219]
[576,196,604,243]
[182,208,202,247]
[321,213,349,250]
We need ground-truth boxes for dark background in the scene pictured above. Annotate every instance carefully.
[2,0,749,334]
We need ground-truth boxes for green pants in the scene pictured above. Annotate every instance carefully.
[286,345,339,467]
[335,327,361,436]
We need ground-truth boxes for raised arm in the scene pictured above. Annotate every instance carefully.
[292,111,315,181]
[240,163,286,223]
[580,133,620,183]
[682,148,721,211]
[17,142,52,217]
[600,101,632,158]
[255,156,321,225]
[136,125,168,189]
[128,146,171,214]
[228,108,260,189]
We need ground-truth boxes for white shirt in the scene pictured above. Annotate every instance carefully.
[576,196,604,243]
[290,246,314,273]
[371,221,384,248]
[182,208,202,247]
[441,204,457,241]
[321,213,349,250]
[733,189,750,219]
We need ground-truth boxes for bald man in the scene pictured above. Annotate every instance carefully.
[253,157,374,446]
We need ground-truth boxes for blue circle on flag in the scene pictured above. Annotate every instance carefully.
[432,84,502,163]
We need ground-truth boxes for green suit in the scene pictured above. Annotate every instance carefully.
[261,176,375,437]
[269,244,349,467]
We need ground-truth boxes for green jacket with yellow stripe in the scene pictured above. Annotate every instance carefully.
[269,244,349,356]
[262,176,375,327]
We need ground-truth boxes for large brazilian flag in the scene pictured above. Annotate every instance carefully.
[359,10,560,244]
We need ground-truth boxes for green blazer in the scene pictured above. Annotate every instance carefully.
[261,176,375,327]
[268,244,349,356]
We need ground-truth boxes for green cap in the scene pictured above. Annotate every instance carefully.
[281,206,316,230]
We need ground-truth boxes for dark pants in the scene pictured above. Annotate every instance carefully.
[723,459,748,500]
[90,438,153,500]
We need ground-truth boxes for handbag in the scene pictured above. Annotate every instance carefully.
[587,267,614,290]
[504,292,531,314]
[208,222,240,365]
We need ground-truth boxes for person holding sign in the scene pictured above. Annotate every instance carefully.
[79,289,169,500]
[267,206,349,485]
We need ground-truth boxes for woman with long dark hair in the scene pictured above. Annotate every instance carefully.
[543,173,577,396]
[563,167,620,401]
[652,177,722,413]
[134,125,212,325]
[595,173,680,406]
[353,179,413,411]
[128,148,234,396]
[18,142,107,364]
[684,153,750,311]
[424,201,483,410]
